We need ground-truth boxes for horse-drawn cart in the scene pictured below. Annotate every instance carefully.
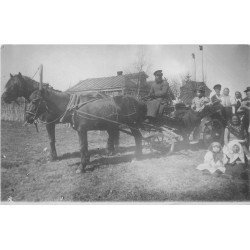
[67,105,182,155]
[3,70,226,172]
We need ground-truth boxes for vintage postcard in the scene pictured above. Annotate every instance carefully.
[1,45,249,202]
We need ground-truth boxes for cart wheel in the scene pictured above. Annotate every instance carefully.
[203,119,224,147]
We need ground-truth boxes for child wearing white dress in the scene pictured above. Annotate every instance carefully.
[197,142,228,174]
[223,140,245,164]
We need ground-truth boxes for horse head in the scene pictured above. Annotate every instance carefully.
[25,89,48,124]
[2,72,26,103]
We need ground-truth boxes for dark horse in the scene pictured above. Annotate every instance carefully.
[25,87,147,172]
[2,73,62,160]
[1,73,119,160]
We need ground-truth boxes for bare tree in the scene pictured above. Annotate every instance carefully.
[125,47,152,75]
[124,48,152,97]
[169,77,181,100]
[133,48,152,75]
[180,72,192,86]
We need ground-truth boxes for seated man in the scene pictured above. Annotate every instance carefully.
[191,87,210,112]
[190,86,210,143]
[145,70,175,123]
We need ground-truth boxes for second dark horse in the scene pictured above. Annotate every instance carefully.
[25,86,147,172]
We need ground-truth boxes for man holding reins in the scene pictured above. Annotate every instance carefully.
[145,70,175,123]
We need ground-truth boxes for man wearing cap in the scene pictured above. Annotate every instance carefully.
[241,87,250,102]
[145,70,175,122]
[210,84,229,120]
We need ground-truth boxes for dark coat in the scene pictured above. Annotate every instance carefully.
[146,80,175,117]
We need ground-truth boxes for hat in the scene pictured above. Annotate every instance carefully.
[244,87,250,93]
[154,70,163,76]
[213,84,221,90]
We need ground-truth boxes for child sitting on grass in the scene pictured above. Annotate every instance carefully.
[197,142,228,175]
[223,140,245,165]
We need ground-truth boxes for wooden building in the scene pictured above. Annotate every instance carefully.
[67,71,148,97]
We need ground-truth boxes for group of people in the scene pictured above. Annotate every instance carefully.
[195,86,250,177]
[145,69,249,177]
[209,84,249,121]
[190,84,250,142]
[197,114,248,176]
[145,70,249,144]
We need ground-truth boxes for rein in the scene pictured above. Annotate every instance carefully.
[26,96,67,126]
[76,110,140,131]
[27,93,140,131]
[26,96,105,126]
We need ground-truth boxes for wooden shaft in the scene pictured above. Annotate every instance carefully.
[39,64,43,90]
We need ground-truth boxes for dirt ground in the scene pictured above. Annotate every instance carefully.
[1,120,249,202]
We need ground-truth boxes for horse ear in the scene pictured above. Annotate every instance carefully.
[10,73,13,77]
[18,72,22,77]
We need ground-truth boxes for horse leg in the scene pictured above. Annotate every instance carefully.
[182,133,189,148]
[179,129,190,150]
[106,128,116,155]
[130,128,143,158]
[77,129,89,173]
[114,129,120,148]
[46,123,57,161]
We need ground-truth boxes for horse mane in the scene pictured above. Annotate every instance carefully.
[22,75,62,93]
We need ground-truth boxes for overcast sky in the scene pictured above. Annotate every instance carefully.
[1,45,249,95]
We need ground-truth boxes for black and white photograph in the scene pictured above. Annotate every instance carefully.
[1,44,249,202]
[1,1,250,250]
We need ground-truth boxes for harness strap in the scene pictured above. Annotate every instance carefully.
[76,110,140,131]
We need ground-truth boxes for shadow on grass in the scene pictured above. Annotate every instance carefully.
[1,161,20,169]
[57,146,137,161]
[68,150,167,172]
[57,140,196,162]
[71,180,249,202]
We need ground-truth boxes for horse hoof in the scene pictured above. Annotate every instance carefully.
[50,157,57,162]
[76,169,81,174]
[76,168,85,174]
[106,149,115,156]
[76,164,86,174]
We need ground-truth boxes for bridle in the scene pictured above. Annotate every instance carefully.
[26,96,49,121]
[25,94,68,126]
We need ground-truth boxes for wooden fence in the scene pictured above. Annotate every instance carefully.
[1,98,26,122]
[1,99,71,128]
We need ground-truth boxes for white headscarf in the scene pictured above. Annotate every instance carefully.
[223,140,245,163]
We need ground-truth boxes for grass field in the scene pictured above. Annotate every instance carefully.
[1,120,249,202]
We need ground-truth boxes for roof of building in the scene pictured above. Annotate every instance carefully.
[67,72,148,93]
